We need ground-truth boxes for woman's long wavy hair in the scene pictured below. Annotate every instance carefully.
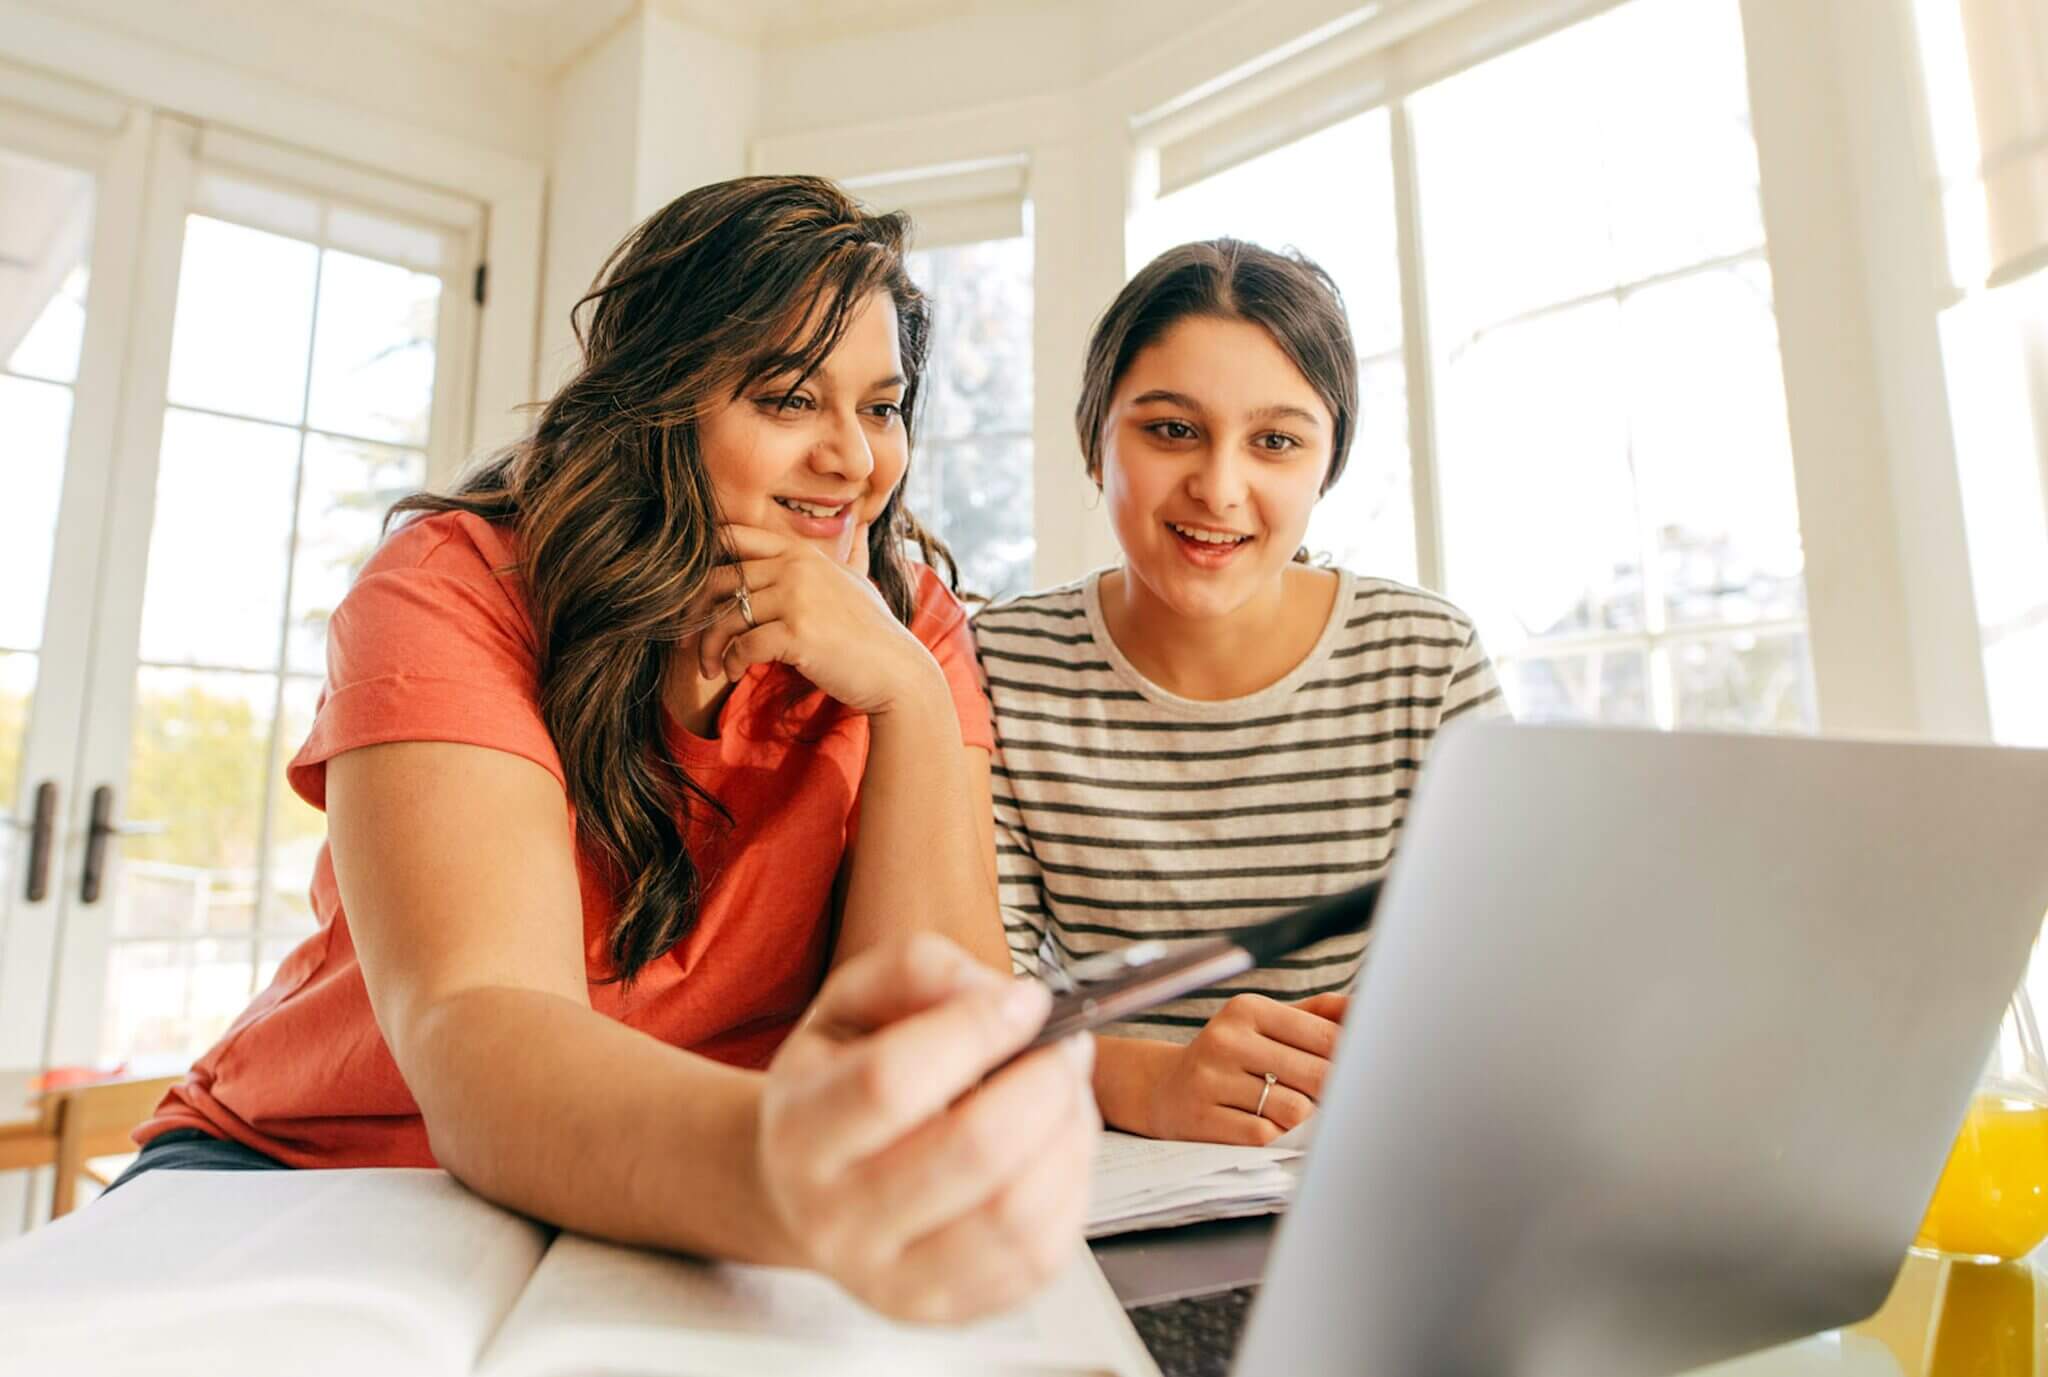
[387,175,957,983]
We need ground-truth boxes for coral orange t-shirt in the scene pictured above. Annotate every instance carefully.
[138,511,993,1168]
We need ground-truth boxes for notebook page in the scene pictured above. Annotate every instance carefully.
[478,1233,1159,1377]
[1089,1133,1300,1237]
[0,1168,548,1377]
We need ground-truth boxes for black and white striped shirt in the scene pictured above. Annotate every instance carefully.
[974,569,1508,1041]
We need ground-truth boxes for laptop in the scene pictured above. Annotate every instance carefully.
[1230,721,2048,1377]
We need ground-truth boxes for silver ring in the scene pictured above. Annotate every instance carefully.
[732,581,756,629]
[1253,1071,1278,1120]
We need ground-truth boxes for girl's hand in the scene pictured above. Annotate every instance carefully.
[1141,993,1348,1145]
[757,934,1099,1323]
[694,523,938,714]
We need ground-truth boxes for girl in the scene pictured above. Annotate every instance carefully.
[122,177,1098,1324]
[977,239,1506,1147]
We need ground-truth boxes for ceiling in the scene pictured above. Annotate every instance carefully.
[344,0,1077,75]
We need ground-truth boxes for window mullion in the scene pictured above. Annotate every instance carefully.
[1389,97,1446,594]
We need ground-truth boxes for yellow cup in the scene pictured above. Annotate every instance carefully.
[1915,1093,2048,1262]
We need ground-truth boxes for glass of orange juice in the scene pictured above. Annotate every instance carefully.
[1915,988,2048,1263]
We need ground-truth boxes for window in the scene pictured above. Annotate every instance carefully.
[1910,0,2048,748]
[107,169,467,1062]
[1416,0,1815,730]
[903,235,1035,601]
[1131,109,1418,585]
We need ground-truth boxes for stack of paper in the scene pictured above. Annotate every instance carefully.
[1087,1132,1304,1238]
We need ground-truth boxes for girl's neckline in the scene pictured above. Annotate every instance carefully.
[1082,565,1355,716]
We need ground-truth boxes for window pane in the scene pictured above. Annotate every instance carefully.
[1939,275,2048,747]
[1133,108,1404,359]
[0,652,33,833]
[905,236,1034,598]
[120,668,276,928]
[0,149,93,384]
[910,236,1033,439]
[268,675,327,929]
[165,215,318,425]
[1985,620,2048,748]
[1412,0,1764,344]
[909,436,1035,603]
[1436,300,1642,652]
[8,268,89,386]
[288,435,426,672]
[1501,648,1652,724]
[306,249,442,447]
[137,409,299,670]
[1307,358,1415,583]
[0,375,73,651]
[101,939,254,1064]
[1624,262,1807,627]
[1671,631,1817,731]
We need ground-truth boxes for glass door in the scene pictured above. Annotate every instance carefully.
[41,127,481,1070]
[0,91,160,1231]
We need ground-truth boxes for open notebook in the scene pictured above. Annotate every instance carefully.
[0,1169,1159,1377]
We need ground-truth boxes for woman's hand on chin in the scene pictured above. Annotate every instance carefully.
[692,523,940,715]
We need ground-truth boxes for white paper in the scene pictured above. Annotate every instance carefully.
[479,1234,1155,1377]
[1086,1133,1301,1238]
[0,1167,1159,1377]
[0,1168,549,1377]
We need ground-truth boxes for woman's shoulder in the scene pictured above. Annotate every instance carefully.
[1336,569,1480,642]
[967,578,1091,641]
[335,508,537,660]
[361,508,522,585]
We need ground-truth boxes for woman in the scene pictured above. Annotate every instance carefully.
[977,239,1506,1147]
[122,176,1097,1324]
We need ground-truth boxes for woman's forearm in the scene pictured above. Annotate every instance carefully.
[838,664,1009,971]
[406,984,805,1265]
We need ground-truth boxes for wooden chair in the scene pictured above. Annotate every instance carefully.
[4,1075,183,1221]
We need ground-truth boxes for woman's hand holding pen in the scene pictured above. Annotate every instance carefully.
[756,934,1100,1323]
[693,523,942,715]
[1135,993,1349,1146]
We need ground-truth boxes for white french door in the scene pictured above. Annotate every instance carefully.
[0,73,483,1225]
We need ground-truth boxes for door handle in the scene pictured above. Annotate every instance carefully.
[23,780,56,903]
[81,784,165,905]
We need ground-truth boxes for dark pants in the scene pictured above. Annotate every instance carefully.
[103,1128,291,1195]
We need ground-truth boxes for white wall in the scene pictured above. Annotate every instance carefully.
[636,11,761,218]
[540,16,647,390]
[537,7,761,390]
[5,0,549,162]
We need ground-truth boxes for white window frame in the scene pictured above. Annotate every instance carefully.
[755,0,1994,741]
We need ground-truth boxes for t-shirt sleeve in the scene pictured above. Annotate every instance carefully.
[286,526,565,810]
[1439,624,1511,724]
[908,565,996,753]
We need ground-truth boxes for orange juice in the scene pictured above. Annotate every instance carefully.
[1915,1093,2048,1261]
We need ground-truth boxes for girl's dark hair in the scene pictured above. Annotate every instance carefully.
[387,175,957,982]
[1074,239,1359,547]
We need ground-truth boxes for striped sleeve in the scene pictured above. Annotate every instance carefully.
[1440,626,1510,724]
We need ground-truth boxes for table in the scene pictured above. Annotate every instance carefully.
[1092,1218,2048,1377]
[0,1069,58,1171]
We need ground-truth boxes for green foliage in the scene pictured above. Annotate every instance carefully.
[124,681,322,872]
